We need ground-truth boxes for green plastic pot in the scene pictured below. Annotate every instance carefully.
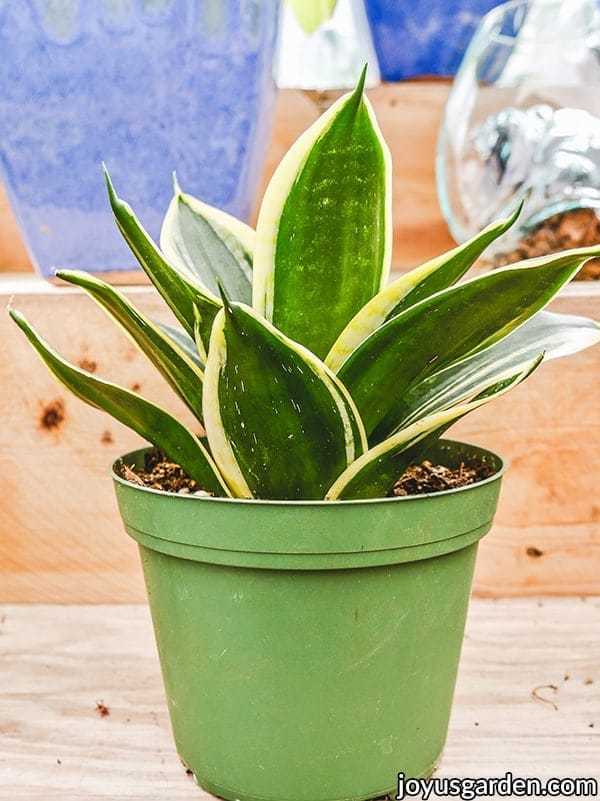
[112,438,504,801]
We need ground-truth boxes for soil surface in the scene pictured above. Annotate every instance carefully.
[119,450,493,498]
[389,459,493,496]
[493,207,600,279]
[118,450,213,496]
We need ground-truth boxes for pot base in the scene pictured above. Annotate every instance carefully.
[194,756,440,801]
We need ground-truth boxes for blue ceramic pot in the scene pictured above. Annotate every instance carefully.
[0,1,279,277]
[364,0,505,80]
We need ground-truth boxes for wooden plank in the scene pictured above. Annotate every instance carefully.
[1,278,598,602]
[0,84,454,279]
[455,285,600,597]
[0,599,597,800]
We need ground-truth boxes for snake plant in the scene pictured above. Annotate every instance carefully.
[9,73,600,500]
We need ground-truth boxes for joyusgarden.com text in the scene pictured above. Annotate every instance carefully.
[396,771,598,800]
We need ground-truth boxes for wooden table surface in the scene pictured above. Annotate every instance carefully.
[1,598,598,800]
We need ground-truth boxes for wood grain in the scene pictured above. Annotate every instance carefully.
[0,599,597,799]
[0,84,454,278]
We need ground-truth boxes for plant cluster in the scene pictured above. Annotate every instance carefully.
[10,74,600,500]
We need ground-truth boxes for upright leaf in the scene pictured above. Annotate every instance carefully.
[203,300,366,499]
[326,204,522,371]
[9,309,229,497]
[337,248,600,444]
[104,167,221,350]
[160,180,254,304]
[253,69,392,359]
[56,269,205,424]
[327,356,542,500]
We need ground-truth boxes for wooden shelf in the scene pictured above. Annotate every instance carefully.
[0,598,598,799]
[2,277,598,602]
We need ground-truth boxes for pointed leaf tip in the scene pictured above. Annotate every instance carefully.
[172,171,182,196]
[355,64,367,97]
[103,165,118,205]
[215,279,234,314]
[8,306,24,326]
[346,65,367,114]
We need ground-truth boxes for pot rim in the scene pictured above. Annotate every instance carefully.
[112,439,506,568]
[111,437,506,507]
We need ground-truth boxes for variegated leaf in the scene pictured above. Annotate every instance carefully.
[152,320,204,370]
[160,179,254,304]
[203,299,367,499]
[104,167,221,350]
[253,68,392,359]
[326,204,522,371]
[396,310,600,429]
[327,355,542,500]
[57,270,205,423]
[9,309,228,496]
[337,247,600,444]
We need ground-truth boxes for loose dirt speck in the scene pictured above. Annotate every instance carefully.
[95,701,110,717]
[100,430,114,444]
[526,546,545,558]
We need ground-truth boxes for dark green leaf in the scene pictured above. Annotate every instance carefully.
[10,309,228,497]
[397,310,600,429]
[104,167,221,350]
[253,70,392,359]
[203,301,366,499]
[327,356,541,499]
[338,248,600,443]
[326,204,522,370]
[57,270,205,424]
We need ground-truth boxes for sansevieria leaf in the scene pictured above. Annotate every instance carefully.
[326,204,522,371]
[56,269,205,424]
[338,248,600,444]
[396,310,600,430]
[104,168,221,350]
[253,68,392,359]
[203,299,367,499]
[9,309,229,497]
[152,320,204,370]
[327,355,542,500]
[160,179,254,305]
